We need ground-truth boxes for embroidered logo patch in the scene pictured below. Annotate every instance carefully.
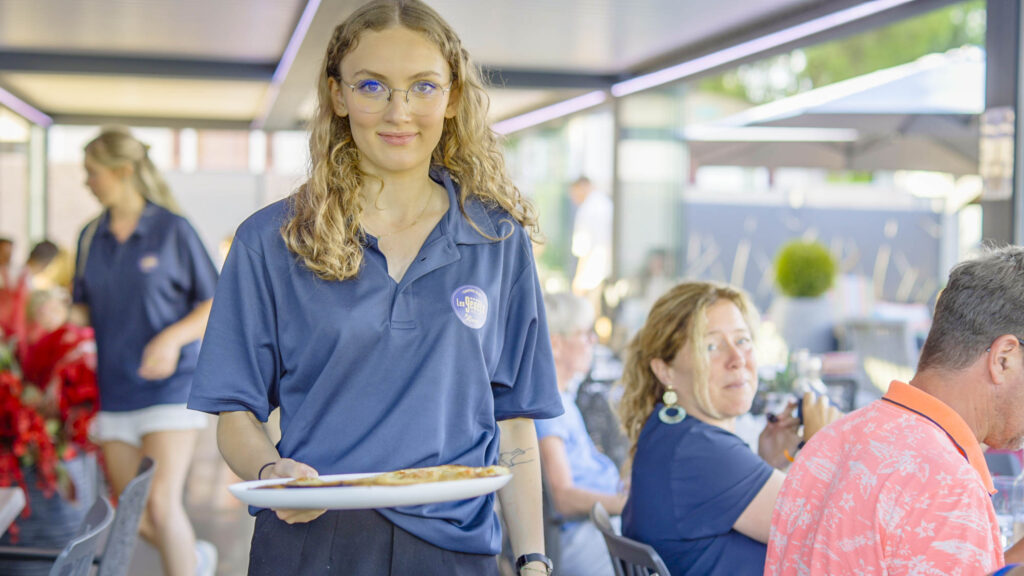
[139,254,159,273]
[451,285,488,329]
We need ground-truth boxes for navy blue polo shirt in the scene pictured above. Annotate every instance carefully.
[188,167,563,555]
[622,408,773,576]
[73,203,218,412]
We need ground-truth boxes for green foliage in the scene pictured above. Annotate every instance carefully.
[826,171,874,184]
[697,0,985,106]
[775,241,837,298]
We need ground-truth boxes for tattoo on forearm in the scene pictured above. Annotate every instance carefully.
[499,447,535,468]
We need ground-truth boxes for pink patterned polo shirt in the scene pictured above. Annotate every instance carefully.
[766,381,1002,576]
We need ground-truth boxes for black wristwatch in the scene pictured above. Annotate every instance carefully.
[515,553,553,575]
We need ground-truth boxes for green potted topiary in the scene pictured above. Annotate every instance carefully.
[775,240,836,299]
[771,240,838,353]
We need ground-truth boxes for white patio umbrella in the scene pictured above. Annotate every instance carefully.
[685,47,984,175]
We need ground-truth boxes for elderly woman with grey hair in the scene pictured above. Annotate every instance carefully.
[535,292,626,576]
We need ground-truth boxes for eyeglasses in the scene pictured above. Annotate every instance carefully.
[556,329,596,342]
[573,329,598,342]
[340,78,453,115]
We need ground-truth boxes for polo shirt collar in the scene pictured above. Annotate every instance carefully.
[882,380,995,494]
[430,166,502,245]
[98,201,160,239]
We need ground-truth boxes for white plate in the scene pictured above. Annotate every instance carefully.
[229,472,512,510]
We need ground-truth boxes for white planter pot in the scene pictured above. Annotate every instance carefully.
[771,296,836,354]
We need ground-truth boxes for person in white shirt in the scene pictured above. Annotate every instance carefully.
[569,177,612,310]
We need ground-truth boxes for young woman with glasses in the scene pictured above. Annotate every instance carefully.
[188,1,561,575]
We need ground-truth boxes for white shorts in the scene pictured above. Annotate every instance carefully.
[89,404,209,447]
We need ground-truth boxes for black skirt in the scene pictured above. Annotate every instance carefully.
[248,508,500,576]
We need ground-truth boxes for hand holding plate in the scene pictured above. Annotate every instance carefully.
[264,458,327,524]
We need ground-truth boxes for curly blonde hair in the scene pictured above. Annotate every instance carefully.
[617,281,758,454]
[282,0,539,281]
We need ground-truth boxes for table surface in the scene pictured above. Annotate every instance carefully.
[0,487,26,536]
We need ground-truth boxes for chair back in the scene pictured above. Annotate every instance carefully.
[838,318,919,393]
[540,472,563,570]
[575,378,629,469]
[986,452,1023,478]
[591,503,671,576]
[98,457,156,576]
[49,496,114,576]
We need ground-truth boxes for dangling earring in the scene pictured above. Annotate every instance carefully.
[658,387,686,424]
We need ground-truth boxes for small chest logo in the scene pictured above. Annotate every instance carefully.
[451,285,488,329]
[139,254,159,273]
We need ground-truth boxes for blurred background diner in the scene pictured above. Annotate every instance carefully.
[535,291,626,576]
[616,281,840,575]
[1,0,1023,574]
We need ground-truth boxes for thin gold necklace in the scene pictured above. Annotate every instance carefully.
[364,189,433,240]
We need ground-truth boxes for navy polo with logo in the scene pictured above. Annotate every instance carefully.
[188,167,563,555]
[73,202,219,412]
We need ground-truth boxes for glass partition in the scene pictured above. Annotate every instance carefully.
[503,0,987,356]
[0,106,32,263]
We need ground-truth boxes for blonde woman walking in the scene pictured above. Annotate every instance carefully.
[73,128,218,576]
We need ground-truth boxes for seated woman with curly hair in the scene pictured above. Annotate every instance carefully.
[617,281,840,576]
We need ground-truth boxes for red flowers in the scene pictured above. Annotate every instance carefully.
[22,325,100,453]
[0,325,99,542]
[0,369,58,542]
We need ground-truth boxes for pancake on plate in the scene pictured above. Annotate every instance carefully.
[258,464,510,489]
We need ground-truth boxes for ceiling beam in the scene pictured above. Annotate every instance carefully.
[0,51,275,80]
[258,0,347,131]
[0,55,616,125]
[1,0,970,131]
[50,114,253,130]
[0,82,51,126]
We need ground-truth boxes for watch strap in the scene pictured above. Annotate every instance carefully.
[515,553,553,574]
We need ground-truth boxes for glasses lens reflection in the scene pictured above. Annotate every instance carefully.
[347,79,450,115]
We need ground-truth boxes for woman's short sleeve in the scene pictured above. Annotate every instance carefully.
[175,218,218,305]
[187,237,279,420]
[490,256,563,422]
[671,427,774,538]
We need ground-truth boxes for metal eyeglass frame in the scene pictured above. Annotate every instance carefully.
[340,78,454,112]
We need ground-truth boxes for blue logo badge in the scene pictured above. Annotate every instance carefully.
[451,285,488,329]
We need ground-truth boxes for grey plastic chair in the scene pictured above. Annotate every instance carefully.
[837,318,920,393]
[0,457,154,576]
[0,496,114,576]
[539,472,563,570]
[591,502,671,576]
[51,496,113,576]
[97,456,155,576]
